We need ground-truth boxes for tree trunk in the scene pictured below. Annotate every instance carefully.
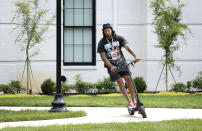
[26,49,29,94]
[166,63,168,91]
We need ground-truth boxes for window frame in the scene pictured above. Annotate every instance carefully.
[63,0,96,66]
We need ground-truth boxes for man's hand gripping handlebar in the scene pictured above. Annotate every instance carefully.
[115,59,141,72]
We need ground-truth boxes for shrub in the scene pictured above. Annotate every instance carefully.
[74,74,92,94]
[62,75,117,95]
[86,83,96,94]
[0,84,14,94]
[94,81,105,94]
[133,77,147,93]
[192,71,202,91]
[170,83,187,92]
[8,80,24,93]
[75,81,88,94]
[41,79,56,95]
[0,81,24,94]
[186,81,192,92]
[95,78,117,94]
[0,84,4,92]
[61,82,73,94]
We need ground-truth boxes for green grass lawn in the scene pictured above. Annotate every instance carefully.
[1,119,202,131]
[0,95,202,108]
[0,110,86,122]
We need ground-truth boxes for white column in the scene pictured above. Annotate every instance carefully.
[113,0,118,31]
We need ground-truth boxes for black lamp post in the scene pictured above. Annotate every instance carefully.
[49,0,68,112]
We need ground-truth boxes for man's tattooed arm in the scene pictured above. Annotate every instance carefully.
[100,52,116,72]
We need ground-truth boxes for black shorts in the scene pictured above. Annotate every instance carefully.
[107,68,130,81]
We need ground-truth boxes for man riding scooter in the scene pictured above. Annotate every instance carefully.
[97,23,140,109]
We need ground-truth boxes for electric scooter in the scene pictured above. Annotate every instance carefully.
[116,59,147,118]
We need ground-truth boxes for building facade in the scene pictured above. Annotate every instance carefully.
[0,0,202,92]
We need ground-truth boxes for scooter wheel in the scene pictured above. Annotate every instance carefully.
[128,108,135,115]
[139,105,147,118]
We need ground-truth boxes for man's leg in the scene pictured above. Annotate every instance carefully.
[116,78,131,103]
[123,76,135,103]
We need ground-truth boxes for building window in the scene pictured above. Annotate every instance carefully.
[63,0,96,65]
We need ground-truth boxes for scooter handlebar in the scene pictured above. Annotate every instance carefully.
[127,59,141,66]
[115,59,140,72]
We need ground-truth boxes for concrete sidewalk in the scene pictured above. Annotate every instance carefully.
[0,107,202,129]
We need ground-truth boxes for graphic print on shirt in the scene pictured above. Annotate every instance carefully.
[104,41,121,61]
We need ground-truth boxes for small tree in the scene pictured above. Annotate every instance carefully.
[150,0,192,91]
[12,0,55,94]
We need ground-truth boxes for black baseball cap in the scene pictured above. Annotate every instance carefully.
[102,23,112,31]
